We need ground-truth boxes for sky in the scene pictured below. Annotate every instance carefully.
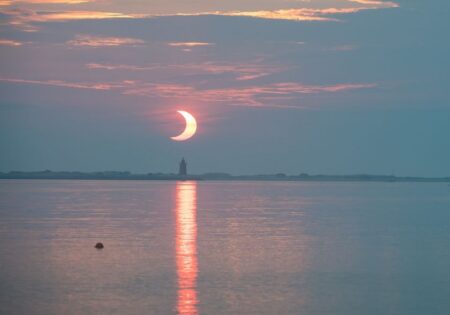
[0,0,449,176]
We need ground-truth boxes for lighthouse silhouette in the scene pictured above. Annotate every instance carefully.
[178,158,187,176]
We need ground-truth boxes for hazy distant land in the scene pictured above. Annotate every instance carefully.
[1,170,449,183]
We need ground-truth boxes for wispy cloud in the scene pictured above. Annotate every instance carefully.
[0,77,132,90]
[0,39,24,46]
[216,3,398,22]
[86,63,155,71]
[167,42,214,52]
[165,0,398,22]
[349,0,398,7]
[2,9,141,31]
[18,10,137,22]
[124,82,377,108]
[235,73,271,81]
[1,1,399,31]
[67,34,145,47]
[0,76,376,109]
[218,9,338,22]
[330,44,357,51]
[7,0,92,4]
[86,61,282,81]
[168,42,214,48]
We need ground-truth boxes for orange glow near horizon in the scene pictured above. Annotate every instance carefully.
[175,181,198,315]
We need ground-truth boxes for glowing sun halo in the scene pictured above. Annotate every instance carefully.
[171,110,197,141]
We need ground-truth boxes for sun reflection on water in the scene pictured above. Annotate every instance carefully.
[175,181,198,315]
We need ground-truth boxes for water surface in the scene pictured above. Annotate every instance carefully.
[1,180,449,314]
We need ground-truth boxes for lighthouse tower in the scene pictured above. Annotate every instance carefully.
[178,158,187,176]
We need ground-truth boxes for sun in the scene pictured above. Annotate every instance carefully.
[171,110,197,141]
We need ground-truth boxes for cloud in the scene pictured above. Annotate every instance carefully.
[329,44,356,51]
[0,77,132,90]
[0,76,376,109]
[349,0,398,7]
[1,0,399,31]
[168,9,333,22]
[167,42,214,52]
[17,10,137,22]
[164,0,398,22]
[168,42,214,47]
[67,34,145,47]
[86,61,283,81]
[124,82,377,108]
[235,73,271,81]
[86,63,154,71]
[0,39,23,46]
[1,9,142,31]
[218,2,398,21]
[217,9,338,22]
[8,0,92,3]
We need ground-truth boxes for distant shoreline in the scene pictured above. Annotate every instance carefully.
[1,171,449,183]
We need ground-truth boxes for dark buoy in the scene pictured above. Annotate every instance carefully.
[95,242,104,249]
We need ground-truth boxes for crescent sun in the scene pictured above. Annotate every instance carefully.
[171,110,197,141]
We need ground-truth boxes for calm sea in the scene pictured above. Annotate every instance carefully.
[0,180,449,315]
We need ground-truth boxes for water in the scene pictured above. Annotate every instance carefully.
[1,180,450,315]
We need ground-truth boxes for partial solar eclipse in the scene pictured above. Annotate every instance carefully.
[171,110,197,141]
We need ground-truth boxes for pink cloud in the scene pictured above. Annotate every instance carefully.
[2,0,399,31]
[235,73,271,81]
[86,62,283,81]
[0,77,132,90]
[168,42,214,48]
[168,1,399,22]
[349,0,398,8]
[0,76,377,109]
[0,39,23,46]
[2,9,142,31]
[8,0,91,3]
[123,82,377,108]
[220,9,338,22]
[67,34,145,47]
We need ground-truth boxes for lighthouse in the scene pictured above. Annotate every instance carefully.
[178,158,187,176]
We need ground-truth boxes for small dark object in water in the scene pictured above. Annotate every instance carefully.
[95,242,104,249]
